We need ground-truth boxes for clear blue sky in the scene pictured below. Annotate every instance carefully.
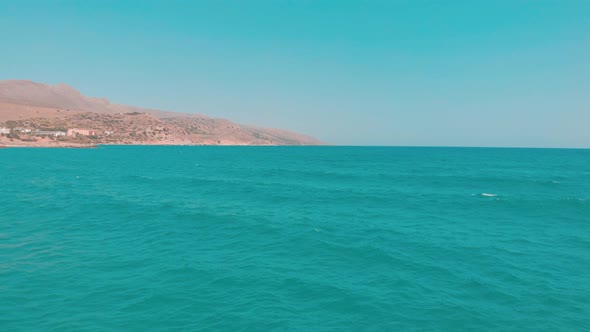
[1,0,589,147]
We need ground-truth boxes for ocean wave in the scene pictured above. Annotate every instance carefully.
[2,146,590,331]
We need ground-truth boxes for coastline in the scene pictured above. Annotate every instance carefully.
[0,142,325,148]
[0,142,98,148]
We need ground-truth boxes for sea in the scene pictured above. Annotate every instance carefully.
[1,146,589,331]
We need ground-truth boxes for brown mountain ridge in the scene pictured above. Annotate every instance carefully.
[0,80,322,147]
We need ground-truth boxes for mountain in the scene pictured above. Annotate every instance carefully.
[0,80,322,146]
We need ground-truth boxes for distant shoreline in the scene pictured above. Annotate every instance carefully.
[0,143,98,149]
[0,143,325,148]
[1,144,586,150]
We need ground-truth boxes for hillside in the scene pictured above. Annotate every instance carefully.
[0,80,322,146]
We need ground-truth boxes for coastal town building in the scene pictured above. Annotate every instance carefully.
[0,127,10,135]
[67,128,97,136]
[33,130,67,137]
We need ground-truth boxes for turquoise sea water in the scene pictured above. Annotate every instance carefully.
[1,146,589,331]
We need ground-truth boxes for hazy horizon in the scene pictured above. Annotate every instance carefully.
[2,1,589,148]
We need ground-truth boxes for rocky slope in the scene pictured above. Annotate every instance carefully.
[0,80,322,146]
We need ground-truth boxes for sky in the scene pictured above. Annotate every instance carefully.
[1,0,589,147]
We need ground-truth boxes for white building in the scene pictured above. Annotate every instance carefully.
[0,127,10,135]
[33,130,67,137]
[13,128,31,133]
